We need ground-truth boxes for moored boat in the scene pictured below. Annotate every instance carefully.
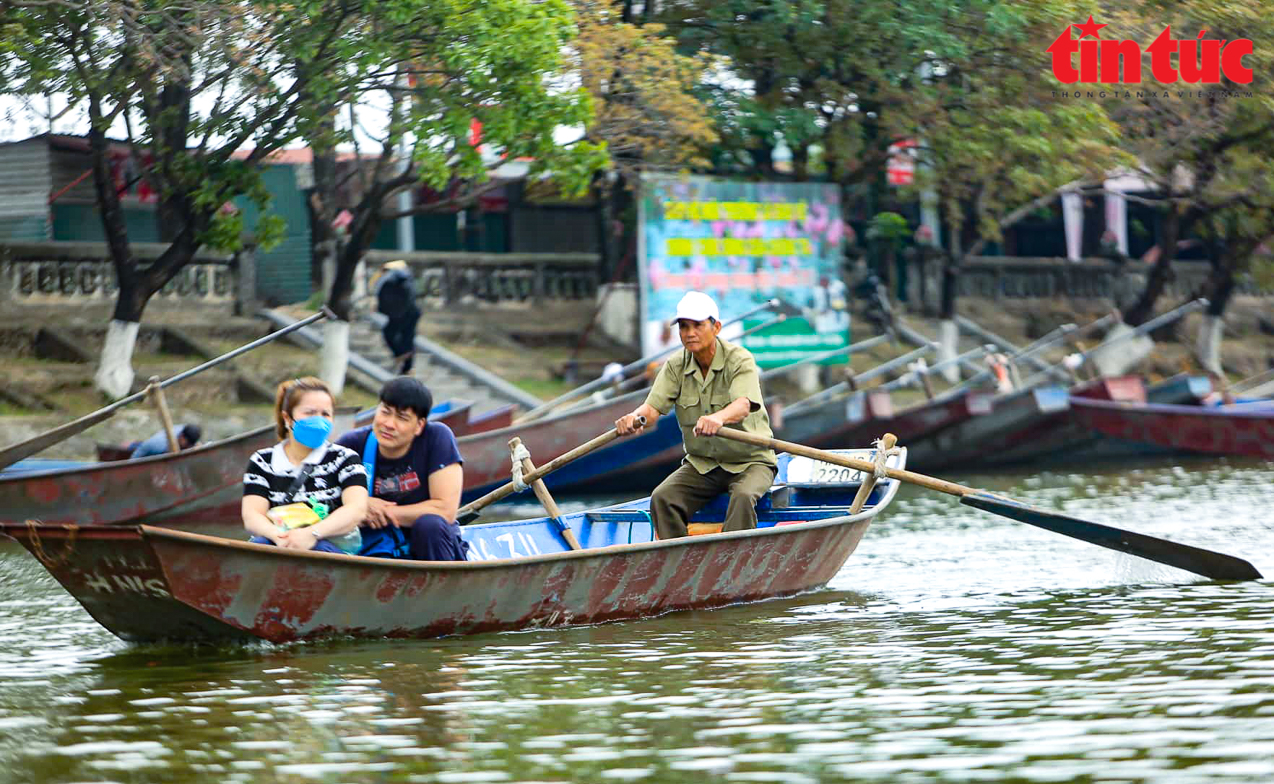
[0,447,905,643]
[0,403,458,526]
[1068,397,1274,459]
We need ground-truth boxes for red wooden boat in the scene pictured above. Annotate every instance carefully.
[0,404,471,527]
[908,377,1148,472]
[1069,398,1274,459]
[983,374,1214,466]
[0,448,905,643]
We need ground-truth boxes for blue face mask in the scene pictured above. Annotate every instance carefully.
[291,416,332,449]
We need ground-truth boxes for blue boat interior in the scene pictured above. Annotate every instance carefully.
[1,458,95,476]
[461,448,904,562]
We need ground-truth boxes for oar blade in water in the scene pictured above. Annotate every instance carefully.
[960,491,1263,582]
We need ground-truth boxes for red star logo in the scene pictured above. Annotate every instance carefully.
[1073,15,1108,39]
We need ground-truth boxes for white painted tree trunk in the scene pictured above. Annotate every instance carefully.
[320,318,350,396]
[938,319,959,383]
[1197,314,1224,375]
[94,319,140,399]
[793,364,820,395]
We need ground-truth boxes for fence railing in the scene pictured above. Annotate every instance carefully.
[362,249,601,305]
[0,241,243,310]
[902,255,1272,309]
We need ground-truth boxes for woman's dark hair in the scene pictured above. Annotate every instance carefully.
[273,376,335,439]
[379,376,433,420]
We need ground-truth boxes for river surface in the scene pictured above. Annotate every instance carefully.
[1,457,1273,783]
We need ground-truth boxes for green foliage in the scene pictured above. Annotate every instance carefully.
[866,212,910,249]
[1102,0,1274,290]
[662,0,1122,245]
[2,0,612,319]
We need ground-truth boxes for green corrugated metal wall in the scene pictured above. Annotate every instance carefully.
[0,215,48,240]
[51,204,161,242]
[238,165,312,305]
[370,212,508,253]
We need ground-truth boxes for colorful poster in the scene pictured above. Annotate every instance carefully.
[637,174,849,368]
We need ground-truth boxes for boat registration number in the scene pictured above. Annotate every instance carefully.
[784,456,864,485]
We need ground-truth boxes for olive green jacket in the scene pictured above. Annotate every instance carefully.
[644,337,776,474]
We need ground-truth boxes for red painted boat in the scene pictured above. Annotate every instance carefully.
[1069,398,1274,459]
[0,448,905,643]
[0,404,461,527]
[909,377,1148,472]
[983,374,1214,466]
[0,423,277,526]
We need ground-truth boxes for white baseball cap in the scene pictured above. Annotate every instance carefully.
[671,291,720,324]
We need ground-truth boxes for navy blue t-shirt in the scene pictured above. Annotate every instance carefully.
[336,423,463,555]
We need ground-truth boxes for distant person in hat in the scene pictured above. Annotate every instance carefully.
[129,423,203,459]
[374,259,420,374]
[614,291,777,539]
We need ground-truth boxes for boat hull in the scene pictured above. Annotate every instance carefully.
[1069,398,1274,459]
[4,448,903,643]
[4,513,870,643]
[0,425,274,526]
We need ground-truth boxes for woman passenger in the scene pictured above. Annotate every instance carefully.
[242,377,367,553]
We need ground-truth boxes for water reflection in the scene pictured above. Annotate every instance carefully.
[0,460,1271,781]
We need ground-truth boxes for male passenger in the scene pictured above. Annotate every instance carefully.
[336,377,470,560]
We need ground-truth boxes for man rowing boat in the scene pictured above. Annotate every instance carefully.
[615,291,777,539]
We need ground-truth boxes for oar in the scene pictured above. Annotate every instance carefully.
[516,299,791,423]
[456,415,647,524]
[712,428,1262,582]
[508,437,581,550]
[0,309,333,471]
[1016,298,1208,390]
[552,311,789,413]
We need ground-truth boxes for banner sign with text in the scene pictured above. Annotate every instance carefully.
[637,174,849,368]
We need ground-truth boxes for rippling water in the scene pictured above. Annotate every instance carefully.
[2,457,1273,783]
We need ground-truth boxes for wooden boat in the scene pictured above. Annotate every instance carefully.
[455,387,688,498]
[1068,397,1274,459]
[0,448,905,643]
[0,402,457,526]
[906,377,1155,472]
[776,387,994,456]
[984,374,1214,466]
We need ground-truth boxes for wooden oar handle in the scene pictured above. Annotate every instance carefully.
[849,433,896,514]
[711,427,973,499]
[508,437,582,551]
[457,416,647,518]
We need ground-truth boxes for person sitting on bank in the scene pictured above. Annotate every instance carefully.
[242,377,368,554]
[336,376,470,561]
[129,423,203,458]
[614,291,777,539]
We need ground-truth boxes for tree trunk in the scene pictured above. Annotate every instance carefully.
[322,175,398,393]
[320,319,352,396]
[86,112,145,397]
[792,143,810,181]
[939,254,959,321]
[1196,252,1237,375]
[593,171,618,282]
[95,320,141,399]
[1123,206,1180,326]
[311,112,339,290]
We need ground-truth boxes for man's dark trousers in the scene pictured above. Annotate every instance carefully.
[649,463,775,540]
